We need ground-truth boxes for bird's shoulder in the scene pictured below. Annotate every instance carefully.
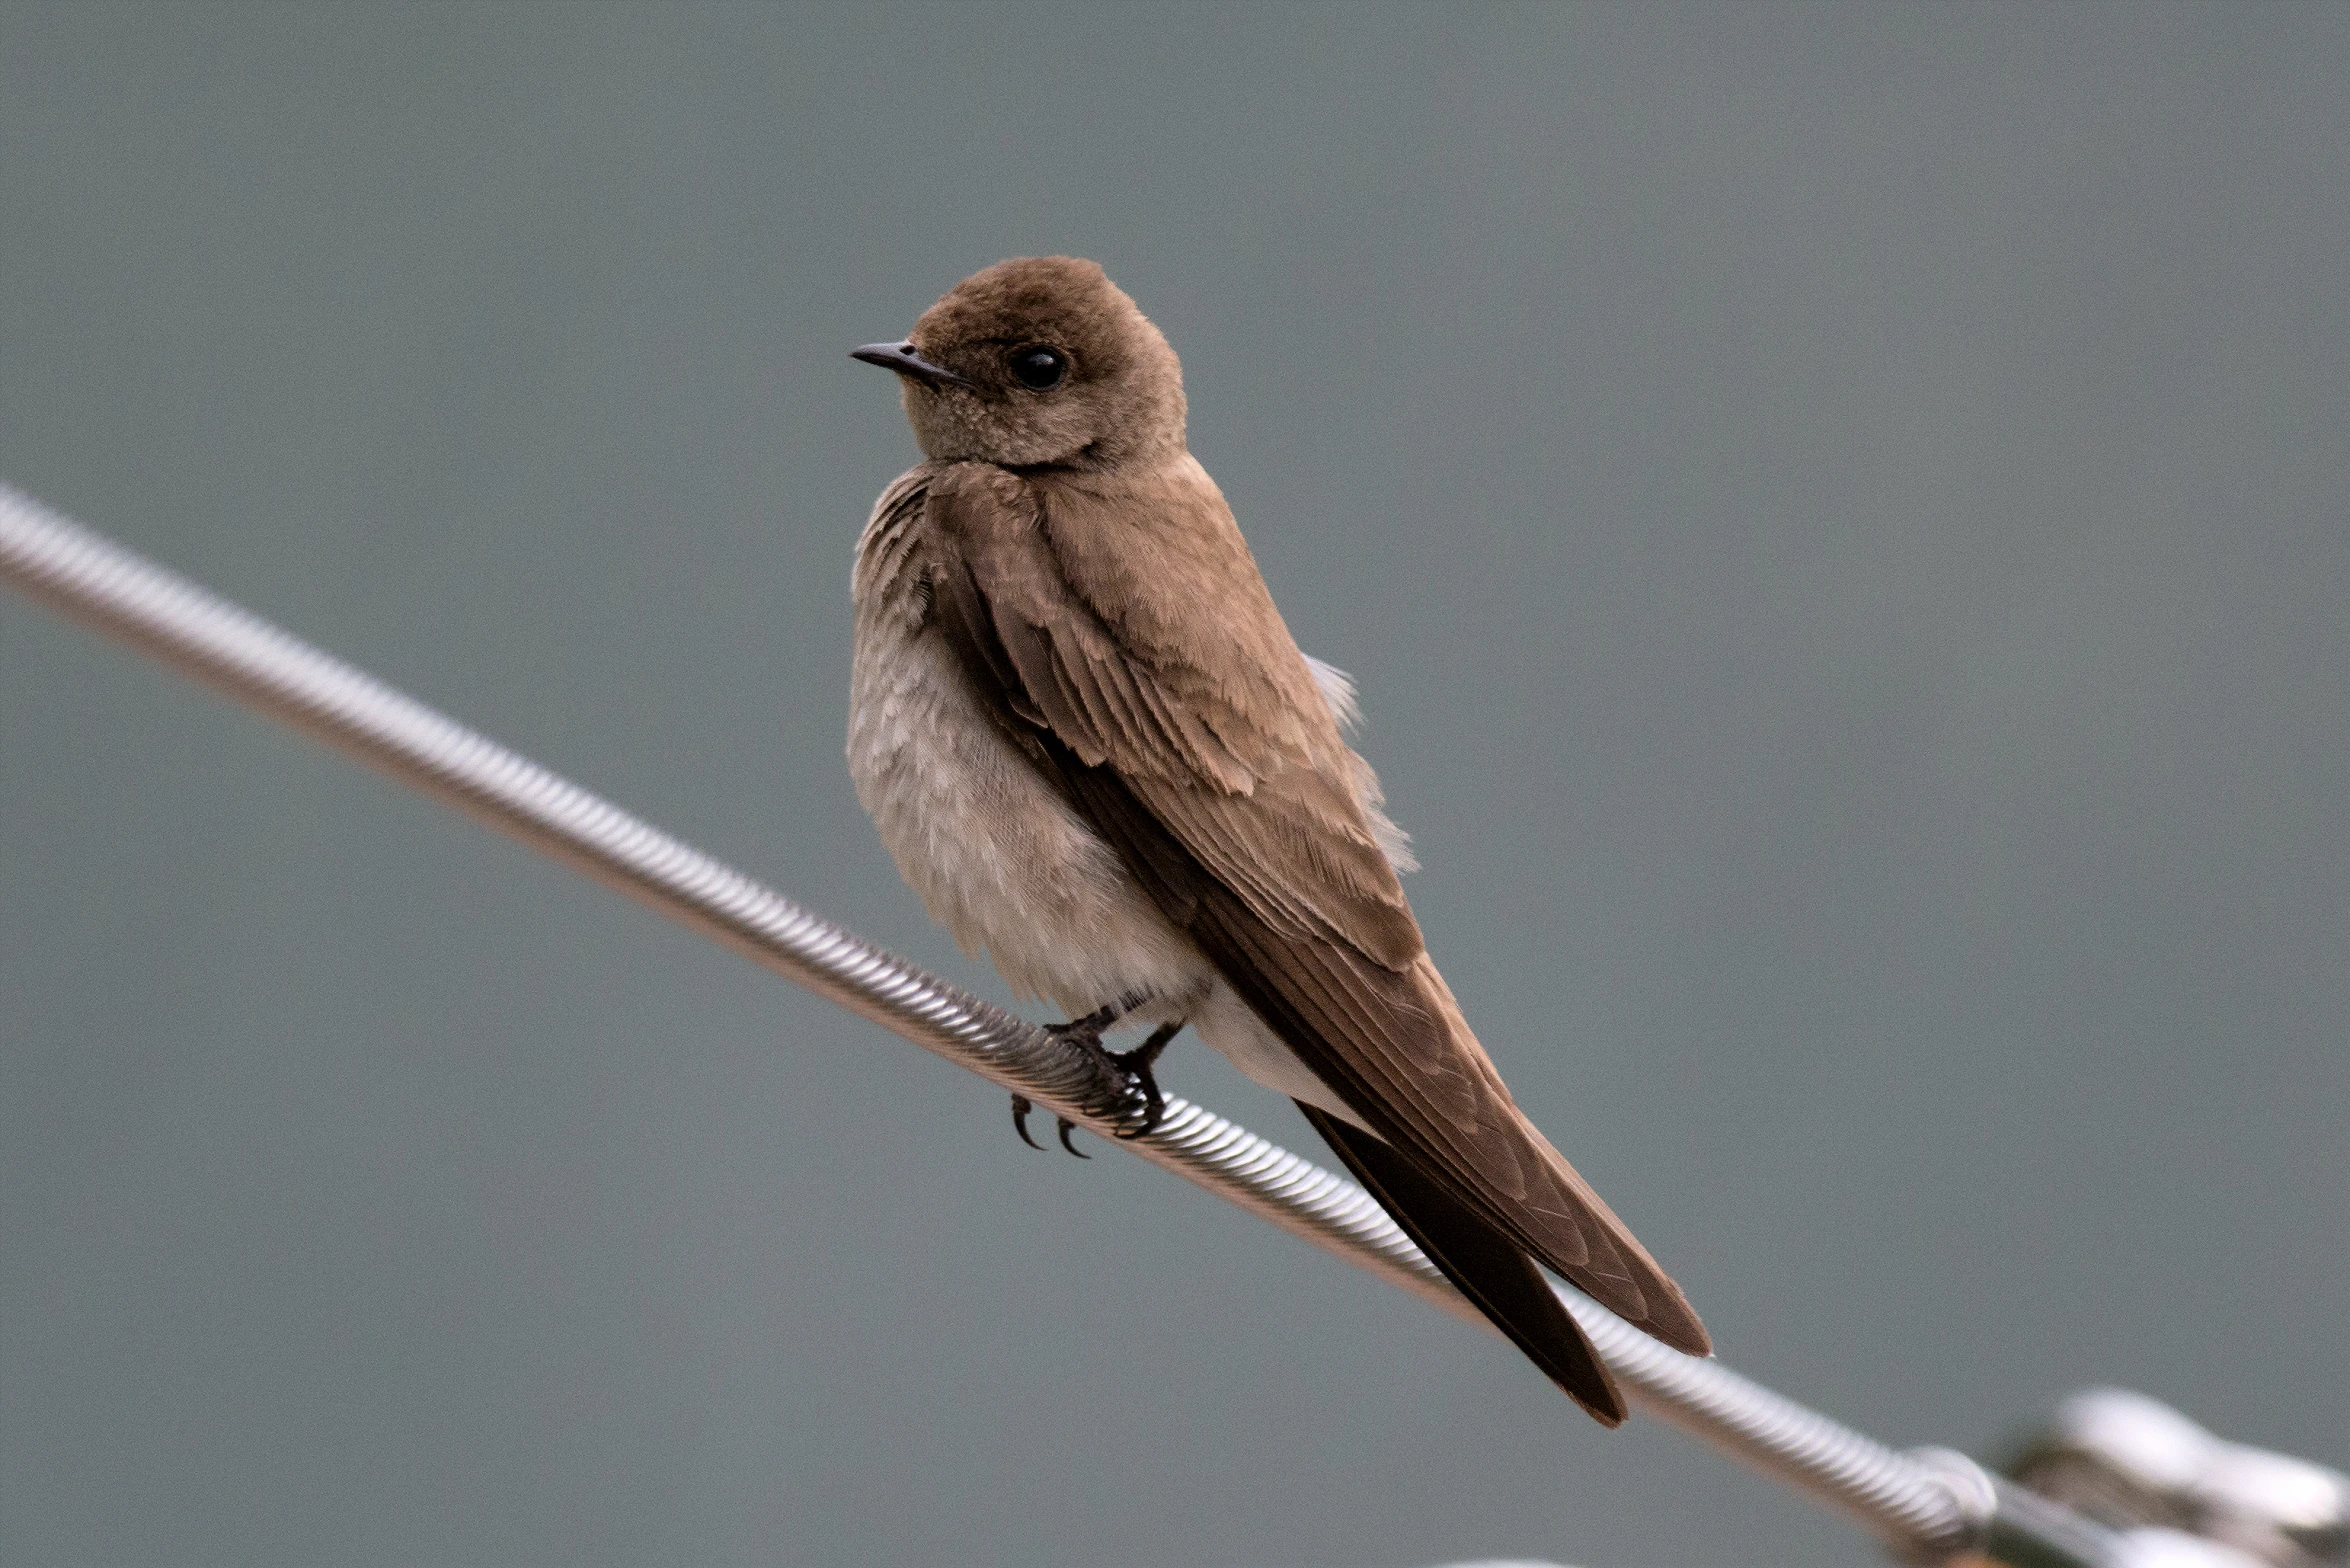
[852,462,949,621]
[924,456,1337,781]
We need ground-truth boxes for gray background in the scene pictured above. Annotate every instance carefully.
[3,4,2344,1566]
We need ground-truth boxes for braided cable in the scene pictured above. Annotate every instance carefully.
[0,482,2102,1565]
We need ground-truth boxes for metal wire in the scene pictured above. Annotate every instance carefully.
[0,481,2107,1567]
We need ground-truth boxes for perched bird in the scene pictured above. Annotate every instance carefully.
[846,256,1708,1422]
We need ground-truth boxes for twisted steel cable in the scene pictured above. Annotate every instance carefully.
[0,481,2099,1566]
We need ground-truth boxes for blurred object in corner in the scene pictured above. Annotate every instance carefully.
[2005,1388,2348,1568]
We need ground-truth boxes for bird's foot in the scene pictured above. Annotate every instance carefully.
[1103,1021,1178,1140]
[1012,1014,1182,1155]
[1040,999,1125,1053]
[1057,1019,1178,1146]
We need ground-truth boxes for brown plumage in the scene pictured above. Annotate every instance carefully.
[847,256,1708,1422]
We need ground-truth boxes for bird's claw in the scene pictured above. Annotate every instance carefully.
[1103,1019,1179,1141]
[1011,1094,1046,1152]
[1011,1090,1095,1158]
[1011,1012,1181,1153]
[1103,1052,1165,1140]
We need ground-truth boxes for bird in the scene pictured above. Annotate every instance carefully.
[844,256,1708,1423]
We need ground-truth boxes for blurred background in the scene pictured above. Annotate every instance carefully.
[3,4,2344,1566]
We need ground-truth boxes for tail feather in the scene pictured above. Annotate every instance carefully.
[1296,1102,1625,1426]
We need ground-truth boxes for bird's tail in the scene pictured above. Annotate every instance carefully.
[1295,1102,1625,1426]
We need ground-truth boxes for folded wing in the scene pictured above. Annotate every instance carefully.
[921,460,1709,1359]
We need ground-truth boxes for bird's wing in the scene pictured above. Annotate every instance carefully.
[920,461,1708,1356]
[1296,1099,1625,1424]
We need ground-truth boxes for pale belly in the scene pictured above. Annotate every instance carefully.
[846,611,1362,1125]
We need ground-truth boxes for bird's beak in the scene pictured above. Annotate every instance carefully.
[851,340,972,389]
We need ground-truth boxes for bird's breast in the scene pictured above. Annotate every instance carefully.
[846,571,1208,1019]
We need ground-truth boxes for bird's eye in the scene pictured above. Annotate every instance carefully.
[1007,345,1069,390]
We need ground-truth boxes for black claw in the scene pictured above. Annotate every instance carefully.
[1034,1005,1183,1148]
[1011,1094,1044,1152]
[1109,1020,1181,1139]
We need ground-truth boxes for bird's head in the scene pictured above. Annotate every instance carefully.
[853,256,1187,470]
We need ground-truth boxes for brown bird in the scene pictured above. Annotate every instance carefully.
[846,256,1708,1423]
